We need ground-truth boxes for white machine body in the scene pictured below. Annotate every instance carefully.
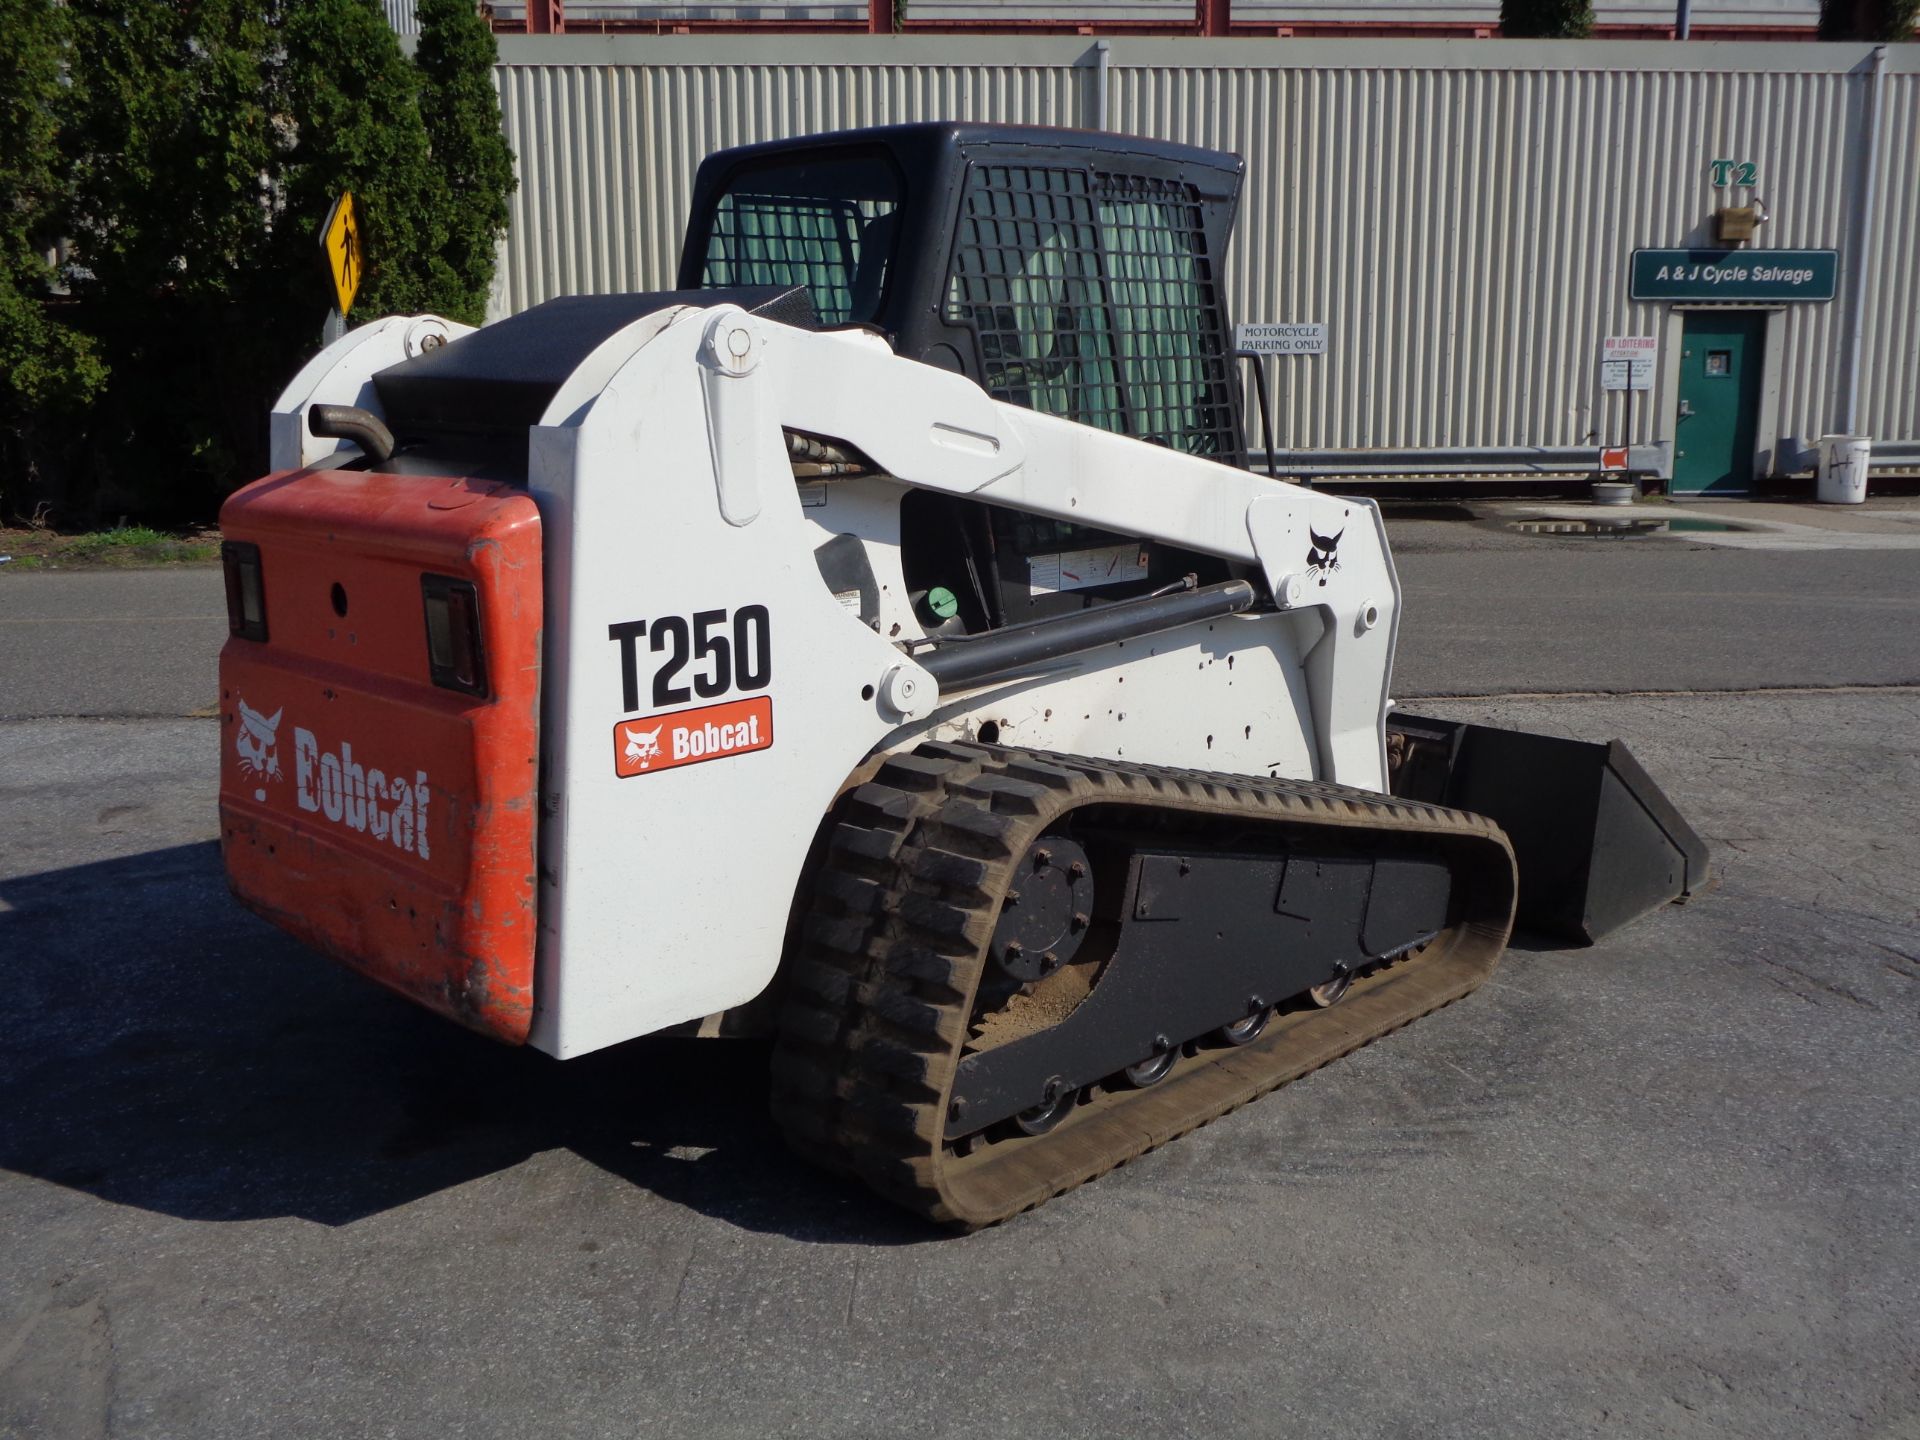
[272,305,1403,1059]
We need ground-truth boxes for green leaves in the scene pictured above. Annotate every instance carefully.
[415,0,517,325]
[0,0,103,418]
[1818,0,1919,39]
[1,0,518,522]
[1499,0,1594,38]
[279,0,453,320]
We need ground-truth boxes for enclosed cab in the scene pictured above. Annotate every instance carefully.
[680,124,1252,631]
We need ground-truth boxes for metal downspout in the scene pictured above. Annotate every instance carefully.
[1093,40,1111,131]
[1840,45,1888,436]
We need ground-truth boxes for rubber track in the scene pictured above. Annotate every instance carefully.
[770,742,1518,1229]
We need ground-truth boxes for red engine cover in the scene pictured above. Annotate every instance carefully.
[218,469,543,1044]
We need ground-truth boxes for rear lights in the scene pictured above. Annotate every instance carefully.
[222,541,268,640]
[422,574,488,697]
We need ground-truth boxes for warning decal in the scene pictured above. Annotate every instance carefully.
[1028,544,1150,596]
[614,695,774,778]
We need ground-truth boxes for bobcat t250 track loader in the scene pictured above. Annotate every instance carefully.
[217,125,1708,1226]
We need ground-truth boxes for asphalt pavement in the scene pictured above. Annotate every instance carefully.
[3,506,1918,1438]
[0,570,226,720]
[1386,501,1920,697]
[5,502,1918,720]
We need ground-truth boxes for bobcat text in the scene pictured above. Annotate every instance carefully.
[294,728,432,858]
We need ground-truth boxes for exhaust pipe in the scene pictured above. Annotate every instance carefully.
[308,404,396,464]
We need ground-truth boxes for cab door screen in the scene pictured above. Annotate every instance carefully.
[698,154,901,326]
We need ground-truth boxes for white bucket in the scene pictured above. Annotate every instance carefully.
[1817,435,1870,504]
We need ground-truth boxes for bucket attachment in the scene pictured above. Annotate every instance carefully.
[1385,713,1711,945]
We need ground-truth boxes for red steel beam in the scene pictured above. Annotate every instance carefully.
[490,9,1816,39]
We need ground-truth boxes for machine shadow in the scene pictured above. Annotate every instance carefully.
[0,842,933,1246]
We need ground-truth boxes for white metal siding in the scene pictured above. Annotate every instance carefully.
[1112,56,1872,451]
[491,38,1918,457]
[1862,72,1918,445]
[495,49,1083,316]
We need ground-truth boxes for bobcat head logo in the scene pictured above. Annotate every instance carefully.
[1306,526,1344,586]
[623,723,664,769]
[235,698,283,800]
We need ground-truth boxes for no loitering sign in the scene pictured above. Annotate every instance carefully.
[1601,335,1655,392]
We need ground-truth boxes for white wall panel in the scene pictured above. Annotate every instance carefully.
[495,42,1085,316]
[1113,55,1875,452]
[491,38,1918,458]
[1861,71,1918,444]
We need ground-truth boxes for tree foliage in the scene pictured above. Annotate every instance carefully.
[1,0,517,523]
[0,0,104,456]
[1500,0,1594,37]
[277,0,456,322]
[415,0,518,324]
[1818,0,1919,38]
[57,0,283,515]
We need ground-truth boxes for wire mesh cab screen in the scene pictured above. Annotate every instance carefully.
[945,161,1237,458]
[697,151,902,327]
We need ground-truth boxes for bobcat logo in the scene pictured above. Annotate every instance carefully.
[623,723,664,770]
[235,698,283,801]
[1306,526,1344,587]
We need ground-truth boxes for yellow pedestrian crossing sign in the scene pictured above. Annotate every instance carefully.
[320,191,365,317]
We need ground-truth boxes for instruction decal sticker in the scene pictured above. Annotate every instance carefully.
[614,695,774,778]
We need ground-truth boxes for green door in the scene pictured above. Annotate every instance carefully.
[1673,311,1765,496]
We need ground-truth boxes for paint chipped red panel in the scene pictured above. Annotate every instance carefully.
[217,470,543,1045]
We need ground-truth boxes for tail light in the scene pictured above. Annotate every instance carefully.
[422,573,488,697]
[222,541,268,640]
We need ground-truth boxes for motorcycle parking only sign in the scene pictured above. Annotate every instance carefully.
[1235,322,1327,356]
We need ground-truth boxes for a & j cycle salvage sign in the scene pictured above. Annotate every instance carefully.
[1630,248,1838,303]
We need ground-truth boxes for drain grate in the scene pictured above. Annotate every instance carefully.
[1504,514,1752,539]
[1507,517,1669,537]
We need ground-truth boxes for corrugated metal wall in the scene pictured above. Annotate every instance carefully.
[1862,71,1918,440]
[495,48,1084,317]
[492,38,1918,457]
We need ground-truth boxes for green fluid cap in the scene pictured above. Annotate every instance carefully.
[926,586,960,620]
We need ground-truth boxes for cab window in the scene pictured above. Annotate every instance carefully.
[698,153,901,326]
